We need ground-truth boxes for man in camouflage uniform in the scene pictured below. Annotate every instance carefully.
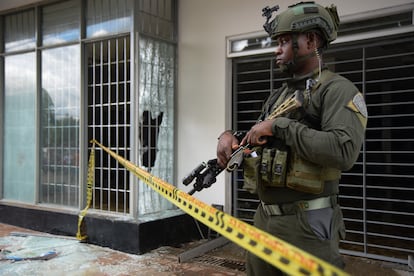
[217,2,367,275]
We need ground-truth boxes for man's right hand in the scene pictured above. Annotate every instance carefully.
[216,131,240,168]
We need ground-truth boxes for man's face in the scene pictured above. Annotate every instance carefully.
[273,33,312,74]
[274,34,294,68]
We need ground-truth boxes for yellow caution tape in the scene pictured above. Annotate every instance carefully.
[76,143,95,241]
[83,140,349,276]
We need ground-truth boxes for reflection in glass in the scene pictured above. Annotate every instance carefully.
[4,10,36,52]
[42,0,80,46]
[41,45,80,207]
[137,0,176,41]
[230,36,273,53]
[3,53,36,202]
[86,0,132,38]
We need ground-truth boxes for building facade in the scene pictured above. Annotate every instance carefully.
[1,0,414,268]
[0,0,201,254]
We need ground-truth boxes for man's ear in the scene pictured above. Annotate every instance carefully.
[306,32,319,49]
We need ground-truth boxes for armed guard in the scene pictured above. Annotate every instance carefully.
[216,2,367,275]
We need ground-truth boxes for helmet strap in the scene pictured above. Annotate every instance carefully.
[291,33,300,64]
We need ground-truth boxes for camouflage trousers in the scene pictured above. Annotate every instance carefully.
[246,201,346,275]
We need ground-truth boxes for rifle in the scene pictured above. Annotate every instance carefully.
[182,159,223,195]
[182,90,304,194]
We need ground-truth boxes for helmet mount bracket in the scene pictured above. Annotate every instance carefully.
[262,5,280,35]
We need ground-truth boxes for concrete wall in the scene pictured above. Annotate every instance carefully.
[176,0,414,208]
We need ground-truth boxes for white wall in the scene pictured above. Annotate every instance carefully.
[176,0,414,208]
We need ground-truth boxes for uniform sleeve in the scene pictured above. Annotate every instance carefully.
[271,78,367,171]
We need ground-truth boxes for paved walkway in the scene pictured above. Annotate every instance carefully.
[0,223,411,275]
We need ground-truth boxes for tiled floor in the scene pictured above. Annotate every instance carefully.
[0,223,411,276]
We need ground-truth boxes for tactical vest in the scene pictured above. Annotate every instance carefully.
[243,70,341,194]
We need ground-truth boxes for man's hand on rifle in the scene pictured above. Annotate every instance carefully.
[217,119,275,168]
[217,130,240,168]
[241,119,275,147]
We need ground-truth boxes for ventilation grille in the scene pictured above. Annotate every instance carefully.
[194,255,246,272]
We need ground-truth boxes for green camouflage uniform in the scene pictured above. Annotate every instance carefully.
[243,2,367,274]
[244,68,367,275]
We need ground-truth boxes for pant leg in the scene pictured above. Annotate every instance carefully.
[246,204,346,276]
[293,204,345,269]
[246,205,286,276]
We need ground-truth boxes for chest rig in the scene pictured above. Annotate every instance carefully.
[242,70,341,194]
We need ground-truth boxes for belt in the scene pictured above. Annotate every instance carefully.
[261,196,334,216]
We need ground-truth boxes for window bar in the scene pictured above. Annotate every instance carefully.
[61,89,64,204]
[63,63,66,205]
[67,61,71,206]
[107,39,112,212]
[113,39,118,212]
[102,41,107,210]
[122,37,127,214]
[58,74,63,204]
[115,38,120,213]
[124,36,128,214]
[148,41,153,171]
[117,38,123,213]
[91,43,95,208]
[115,39,120,213]
[362,46,367,256]
[99,41,104,211]
[53,128,57,204]
[92,42,97,209]
[109,39,114,212]
[89,54,93,208]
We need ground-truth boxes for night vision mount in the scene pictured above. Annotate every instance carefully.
[262,4,279,35]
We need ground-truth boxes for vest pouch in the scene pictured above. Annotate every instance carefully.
[242,147,262,194]
[269,149,288,187]
[260,148,275,183]
[286,152,325,194]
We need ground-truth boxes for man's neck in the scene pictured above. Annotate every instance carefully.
[292,63,320,79]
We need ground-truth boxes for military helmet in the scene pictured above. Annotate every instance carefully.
[263,2,340,44]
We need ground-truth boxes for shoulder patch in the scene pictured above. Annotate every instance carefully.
[347,93,368,118]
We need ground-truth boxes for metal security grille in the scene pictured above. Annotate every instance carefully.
[231,56,285,223]
[336,34,414,264]
[231,33,414,264]
[87,36,131,213]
